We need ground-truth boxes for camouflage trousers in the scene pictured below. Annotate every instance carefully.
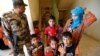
[14,41,30,56]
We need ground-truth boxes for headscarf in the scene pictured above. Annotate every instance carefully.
[71,6,84,30]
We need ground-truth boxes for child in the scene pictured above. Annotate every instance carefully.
[44,15,58,46]
[58,31,77,56]
[45,38,59,56]
[29,34,44,56]
[33,21,41,41]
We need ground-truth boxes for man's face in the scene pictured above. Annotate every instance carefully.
[48,19,55,27]
[50,40,57,49]
[62,36,72,45]
[71,14,78,20]
[17,5,26,14]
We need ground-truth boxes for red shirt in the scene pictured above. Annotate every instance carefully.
[34,27,41,40]
[34,27,40,35]
[44,26,58,38]
[45,47,58,56]
[0,27,4,39]
[44,26,58,46]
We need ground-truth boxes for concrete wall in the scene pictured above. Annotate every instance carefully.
[51,0,59,25]
[0,0,13,17]
[72,0,100,40]
[28,0,40,21]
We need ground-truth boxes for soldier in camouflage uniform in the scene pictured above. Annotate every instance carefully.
[1,0,30,56]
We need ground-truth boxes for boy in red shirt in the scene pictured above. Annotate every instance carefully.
[44,16,58,46]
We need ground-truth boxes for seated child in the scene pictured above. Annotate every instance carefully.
[29,34,44,56]
[45,38,59,56]
[58,31,77,56]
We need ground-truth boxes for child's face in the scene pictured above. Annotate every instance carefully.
[31,38,38,45]
[62,36,72,45]
[48,19,55,27]
[50,40,57,49]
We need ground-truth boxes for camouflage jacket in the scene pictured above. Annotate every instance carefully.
[1,10,30,42]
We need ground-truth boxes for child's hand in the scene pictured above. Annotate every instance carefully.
[58,46,65,54]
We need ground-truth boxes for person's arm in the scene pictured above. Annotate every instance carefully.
[23,14,31,41]
[58,44,66,56]
[1,16,11,39]
[75,46,80,56]
[1,15,14,49]
[83,10,97,28]
[63,19,72,32]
